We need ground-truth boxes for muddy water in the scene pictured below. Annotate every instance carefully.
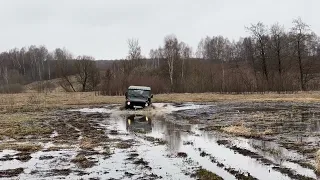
[77,103,318,180]
[107,113,288,180]
[1,102,319,180]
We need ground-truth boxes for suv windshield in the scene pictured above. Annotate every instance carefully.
[127,89,150,98]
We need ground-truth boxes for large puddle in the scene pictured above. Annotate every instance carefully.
[1,102,319,180]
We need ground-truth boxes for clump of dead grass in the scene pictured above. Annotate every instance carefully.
[222,125,254,137]
[79,137,98,150]
[221,125,274,138]
[0,143,42,152]
[261,129,274,135]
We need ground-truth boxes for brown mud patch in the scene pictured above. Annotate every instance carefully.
[71,154,97,169]
[15,152,32,162]
[0,168,24,178]
[39,155,55,160]
[133,158,149,166]
[116,142,133,149]
[47,169,72,176]
[177,152,188,158]
[144,136,167,145]
[219,143,316,180]
[198,148,260,180]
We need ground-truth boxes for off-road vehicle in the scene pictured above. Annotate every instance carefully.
[125,86,153,109]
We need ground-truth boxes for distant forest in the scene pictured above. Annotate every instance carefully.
[1,18,320,94]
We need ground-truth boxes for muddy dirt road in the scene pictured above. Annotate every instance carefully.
[1,102,320,180]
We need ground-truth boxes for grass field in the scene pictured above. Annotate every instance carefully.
[1,91,320,112]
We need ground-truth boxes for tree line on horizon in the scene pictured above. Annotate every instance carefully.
[1,18,320,94]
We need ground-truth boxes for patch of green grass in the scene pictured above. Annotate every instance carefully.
[196,168,224,180]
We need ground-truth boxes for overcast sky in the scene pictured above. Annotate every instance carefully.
[0,0,318,60]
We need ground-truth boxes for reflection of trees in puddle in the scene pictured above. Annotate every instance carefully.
[249,139,285,164]
[309,119,320,132]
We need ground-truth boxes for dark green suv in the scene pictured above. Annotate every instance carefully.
[125,86,153,109]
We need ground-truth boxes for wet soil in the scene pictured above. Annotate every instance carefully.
[0,168,24,178]
[0,102,319,179]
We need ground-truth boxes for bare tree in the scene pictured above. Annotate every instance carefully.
[54,48,76,92]
[270,23,286,90]
[291,17,311,90]
[179,42,192,82]
[196,38,205,59]
[164,35,179,91]
[9,48,22,75]
[246,22,269,82]
[101,69,112,95]
[0,53,9,85]
[75,55,99,92]
[127,38,142,60]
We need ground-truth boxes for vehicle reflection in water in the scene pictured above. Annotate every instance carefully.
[126,114,152,134]
[124,114,191,152]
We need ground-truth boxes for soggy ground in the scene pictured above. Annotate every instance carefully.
[1,102,320,180]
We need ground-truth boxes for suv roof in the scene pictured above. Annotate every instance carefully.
[128,86,151,91]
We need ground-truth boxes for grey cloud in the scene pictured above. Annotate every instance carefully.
[0,0,319,59]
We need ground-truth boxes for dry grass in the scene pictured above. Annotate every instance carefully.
[221,125,274,138]
[0,113,52,139]
[79,137,98,150]
[262,129,274,135]
[316,150,320,174]
[1,91,320,113]
[0,92,122,113]
[0,143,42,152]
[154,91,320,103]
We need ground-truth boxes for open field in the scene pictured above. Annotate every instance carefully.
[2,91,320,112]
[1,92,320,179]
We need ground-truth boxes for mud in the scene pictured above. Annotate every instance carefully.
[197,148,259,180]
[71,154,97,169]
[0,102,319,179]
[0,168,24,178]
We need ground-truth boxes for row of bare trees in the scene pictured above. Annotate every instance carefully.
[0,46,100,93]
[100,18,320,95]
[1,18,320,94]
